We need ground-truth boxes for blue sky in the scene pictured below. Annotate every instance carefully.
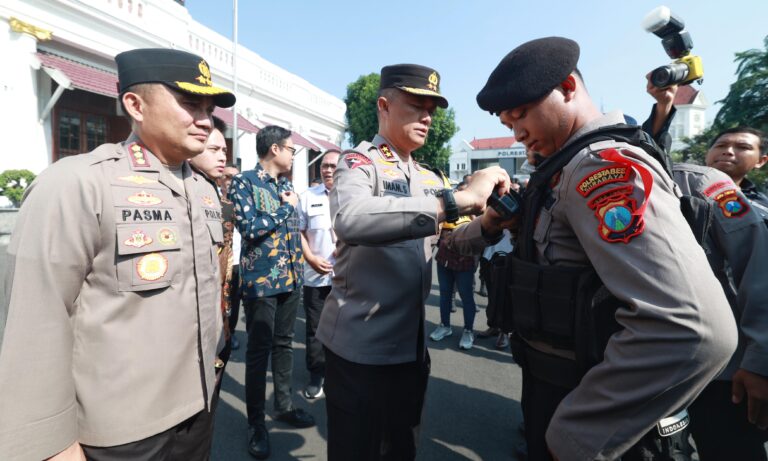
[186,0,768,148]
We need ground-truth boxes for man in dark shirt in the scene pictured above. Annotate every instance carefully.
[705,127,768,223]
[229,125,314,459]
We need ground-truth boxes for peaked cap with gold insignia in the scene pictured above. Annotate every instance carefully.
[380,64,448,108]
[115,48,236,108]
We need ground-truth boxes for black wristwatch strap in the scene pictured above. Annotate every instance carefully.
[438,188,459,223]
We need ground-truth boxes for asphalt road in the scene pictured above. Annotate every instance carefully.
[211,268,526,461]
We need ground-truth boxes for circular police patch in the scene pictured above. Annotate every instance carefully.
[603,205,632,232]
[136,253,168,281]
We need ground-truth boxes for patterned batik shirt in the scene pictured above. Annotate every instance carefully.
[228,163,303,298]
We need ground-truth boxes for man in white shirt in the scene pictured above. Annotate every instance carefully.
[297,149,340,399]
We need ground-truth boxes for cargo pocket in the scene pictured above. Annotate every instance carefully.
[116,223,181,292]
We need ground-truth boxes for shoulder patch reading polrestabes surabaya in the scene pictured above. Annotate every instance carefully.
[588,185,645,243]
[576,159,631,197]
[344,153,372,169]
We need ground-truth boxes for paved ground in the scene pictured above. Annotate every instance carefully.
[212,268,526,461]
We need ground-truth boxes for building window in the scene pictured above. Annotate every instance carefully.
[57,111,107,157]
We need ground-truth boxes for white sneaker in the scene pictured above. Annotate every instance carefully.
[458,329,475,350]
[429,324,452,341]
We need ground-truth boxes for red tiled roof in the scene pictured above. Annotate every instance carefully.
[37,51,119,97]
[213,107,259,134]
[469,136,517,150]
[673,85,699,105]
[310,136,341,152]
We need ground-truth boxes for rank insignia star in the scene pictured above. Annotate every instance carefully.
[128,143,151,168]
[202,196,215,207]
[378,144,397,161]
[124,230,153,248]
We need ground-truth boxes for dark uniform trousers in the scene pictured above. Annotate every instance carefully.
[324,347,430,461]
[689,380,768,461]
[520,354,694,461]
[303,285,331,376]
[81,406,217,461]
[229,265,242,334]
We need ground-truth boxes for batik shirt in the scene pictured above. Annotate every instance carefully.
[228,163,303,298]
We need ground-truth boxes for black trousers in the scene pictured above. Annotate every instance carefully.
[689,379,768,461]
[303,285,331,376]
[324,347,430,461]
[521,366,693,461]
[81,404,219,461]
[244,290,301,427]
[229,265,241,334]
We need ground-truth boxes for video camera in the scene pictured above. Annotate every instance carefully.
[642,6,703,88]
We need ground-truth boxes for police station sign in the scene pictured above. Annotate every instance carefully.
[497,149,526,158]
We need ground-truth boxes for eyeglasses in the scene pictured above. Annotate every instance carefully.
[281,145,297,156]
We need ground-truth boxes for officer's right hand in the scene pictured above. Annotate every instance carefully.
[732,368,768,430]
[455,166,511,215]
[46,441,86,461]
[280,191,298,207]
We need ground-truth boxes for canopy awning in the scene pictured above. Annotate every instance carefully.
[213,107,259,134]
[37,51,119,97]
[310,136,341,152]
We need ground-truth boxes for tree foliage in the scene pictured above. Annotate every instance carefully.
[0,169,36,207]
[674,35,768,188]
[344,73,458,171]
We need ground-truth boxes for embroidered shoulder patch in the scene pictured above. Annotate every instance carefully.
[576,161,631,197]
[714,189,750,218]
[588,185,645,243]
[343,153,372,169]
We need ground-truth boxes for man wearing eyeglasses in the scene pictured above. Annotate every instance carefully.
[228,125,315,459]
[296,149,341,401]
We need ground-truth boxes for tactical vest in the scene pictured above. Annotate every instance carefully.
[496,124,714,383]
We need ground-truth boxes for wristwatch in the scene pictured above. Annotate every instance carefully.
[436,188,459,223]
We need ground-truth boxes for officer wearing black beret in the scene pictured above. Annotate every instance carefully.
[316,64,510,460]
[0,48,236,459]
[474,37,737,460]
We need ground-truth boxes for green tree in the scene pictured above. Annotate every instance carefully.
[345,73,380,147]
[714,35,768,132]
[0,169,36,208]
[674,35,768,188]
[344,73,458,170]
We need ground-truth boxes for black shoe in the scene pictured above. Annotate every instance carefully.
[476,327,500,338]
[303,374,324,399]
[230,334,240,351]
[248,425,270,459]
[274,408,316,428]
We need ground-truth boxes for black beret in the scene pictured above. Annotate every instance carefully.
[381,64,448,108]
[115,48,235,108]
[476,37,579,114]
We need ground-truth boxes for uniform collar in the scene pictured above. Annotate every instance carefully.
[122,134,189,198]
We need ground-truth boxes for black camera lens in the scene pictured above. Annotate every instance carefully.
[651,62,690,88]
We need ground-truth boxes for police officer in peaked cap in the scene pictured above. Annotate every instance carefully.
[316,63,511,460]
[0,48,235,460]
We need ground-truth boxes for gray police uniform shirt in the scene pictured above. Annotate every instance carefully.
[0,136,223,460]
[533,112,737,460]
[673,163,768,381]
[316,134,486,365]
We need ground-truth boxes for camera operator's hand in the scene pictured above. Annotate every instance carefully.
[453,167,511,215]
[646,73,678,137]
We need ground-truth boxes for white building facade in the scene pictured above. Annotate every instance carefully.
[669,86,709,152]
[0,0,346,195]
[449,136,528,182]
